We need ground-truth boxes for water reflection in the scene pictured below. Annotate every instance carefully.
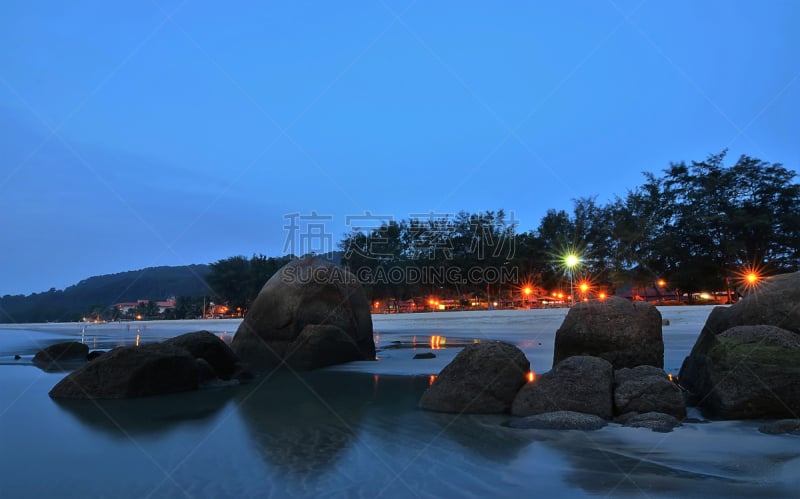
[421,412,532,463]
[52,387,236,438]
[235,371,376,476]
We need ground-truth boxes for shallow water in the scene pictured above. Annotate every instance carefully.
[1,308,798,498]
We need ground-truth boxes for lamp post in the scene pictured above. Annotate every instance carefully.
[564,254,580,306]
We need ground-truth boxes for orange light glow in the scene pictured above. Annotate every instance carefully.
[557,293,563,299]
[579,282,589,293]
[429,375,437,386]
[599,292,607,300]
[736,264,766,291]
[658,279,666,287]
[527,371,536,383]
[135,334,140,347]
[668,374,674,382]
[524,287,532,296]
[430,335,445,349]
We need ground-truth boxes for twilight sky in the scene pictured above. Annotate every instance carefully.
[1,1,798,296]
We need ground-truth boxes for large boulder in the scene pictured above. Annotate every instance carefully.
[49,343,199,399]
[232,257,375,371]
[33,341,89,371]
[613,365,686,419]
[679,325,800,419]
[679,272,800,396]
[419,341,530,414]
[511,355,614,419]
[553,297,663,370]
[49,331,245,399]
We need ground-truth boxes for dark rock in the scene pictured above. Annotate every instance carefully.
[163,330,240,379]
[285,324,364,370]
[195,358,218,385]
[704,272,800,336]
[413,352,436,359]
[507,411,608,431]
[682,325,800,419]
[614,365,685,419]
[14,354,21,360]
[553,297,663,370]
[662,319,670,326]
[86,351,105,361]
[619,412,681,432]
[419,341,530,414]
[49,343,199,399]
[33,341,89,371]
[679,272,800,396]
[758,419,800,435]
[511,355,614,419]
[232,257,375,371]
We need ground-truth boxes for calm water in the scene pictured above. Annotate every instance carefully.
[1,309,798,498]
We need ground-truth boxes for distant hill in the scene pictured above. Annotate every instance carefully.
[0,265,213,323]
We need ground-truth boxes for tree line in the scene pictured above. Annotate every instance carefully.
[335,151,799,303]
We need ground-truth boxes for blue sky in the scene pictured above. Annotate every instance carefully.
[1,0,798,296]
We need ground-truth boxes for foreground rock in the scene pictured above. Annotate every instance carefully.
[678,325,800,419]
[232,257,375,371]
[758,419,800,435]
[285,324,365,370]
[511,356,614,419]
[163,330,241,379]
[553,297,663,369]
[507,411,608,431]
[33,341,89,371]
[614,365,685,419]
[679,272,800,399]
[419,342,530,414]
[50,331,243,399]
[617,412,682,433]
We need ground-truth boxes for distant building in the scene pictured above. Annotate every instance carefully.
[113,297,176,314]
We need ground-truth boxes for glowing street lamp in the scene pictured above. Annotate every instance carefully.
[746,273,759,285]
[523,287,532,308]
[564,253,580,305]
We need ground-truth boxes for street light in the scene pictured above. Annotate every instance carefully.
[564,253,580,306]
[523,287,532,308]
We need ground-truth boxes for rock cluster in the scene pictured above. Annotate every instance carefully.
[420,297,684,431]
[49,331,247,399]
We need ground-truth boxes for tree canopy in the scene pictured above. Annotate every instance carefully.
[340,151,799,303]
